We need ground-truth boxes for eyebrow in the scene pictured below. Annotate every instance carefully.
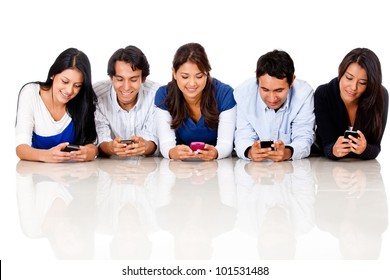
[114,74,140,79]
[62,76,83,84]
[346,71,367,81]
[180,71,204,75]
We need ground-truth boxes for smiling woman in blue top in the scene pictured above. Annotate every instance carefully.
[154,43,236,161]
[15,48,98,162]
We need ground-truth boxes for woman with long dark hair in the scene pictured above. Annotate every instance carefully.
[314,48,388,160]
[155,43,236,161]
[15,47,98,162]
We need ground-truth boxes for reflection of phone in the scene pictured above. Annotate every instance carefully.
[190,142,205,151]
[260,140,275,150]
[120,139,135,145]
[62,144,80,152]
[344,130,359,139]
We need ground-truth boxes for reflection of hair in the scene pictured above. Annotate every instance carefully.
[256,206,296,259]
[338,48,385,142]
[46,226,95,260]
[107,45,150,81]
[39,47,97,145]
[110,203,152,259]
[256,49,295,86]
[165,42,219,130]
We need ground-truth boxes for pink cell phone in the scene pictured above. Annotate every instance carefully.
[190,142,205,151]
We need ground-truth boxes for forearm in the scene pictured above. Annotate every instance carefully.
[215,107,236,159]
[16,144,48,162]
[144,140,157,156]
[84,144,98,161]
[98,141,115,156]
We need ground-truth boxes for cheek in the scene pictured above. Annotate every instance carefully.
[132,81,142,91]
[73,88,81,96]
[357,85,367,95]
[176,79,186,91]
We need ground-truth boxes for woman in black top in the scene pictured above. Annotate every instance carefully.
[314,48,388,160]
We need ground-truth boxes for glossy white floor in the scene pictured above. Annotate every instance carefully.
[9,155,389,261]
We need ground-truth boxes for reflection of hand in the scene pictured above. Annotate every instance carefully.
[16,160,98,186]
[169,160,218,182]
[245,161,291,185]
[98,158,157,184]
[332,166,367,198]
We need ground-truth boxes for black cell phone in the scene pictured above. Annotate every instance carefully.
[62,144,80,152]
[260,140,275,150]
[344,130,359,139]
[120,139,135,144]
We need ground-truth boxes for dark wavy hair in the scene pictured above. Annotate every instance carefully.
[164,43,219,130]
[338,48,385,142]
[107,45,150,82]
[38,47,97,145]
[256,49,295,86]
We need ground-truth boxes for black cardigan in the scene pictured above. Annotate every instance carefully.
[314,77,388,160]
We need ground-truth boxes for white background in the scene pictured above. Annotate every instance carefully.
[1,0,389,279]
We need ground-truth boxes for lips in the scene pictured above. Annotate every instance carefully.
[267,101,279,107]
[186,87,198,93]
[60,91,72,100]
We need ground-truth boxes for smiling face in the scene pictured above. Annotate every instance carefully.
[173,62,208,103]
[111,60,143,111]
[339,62,368,105]
[258,74,294,110]
[52,68,83,103]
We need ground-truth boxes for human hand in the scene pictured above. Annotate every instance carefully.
[42,143,73,162]
[63,144,96,162]
[349,130,367,155]
[332,136,353,158]
[122,136,149,156]
[112,137,141,157]
[169,145,197,160]
[195,144,218,161]
[248,141,270,162]
[267,140,288,162]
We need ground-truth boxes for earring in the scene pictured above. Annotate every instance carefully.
[50,76,54,80]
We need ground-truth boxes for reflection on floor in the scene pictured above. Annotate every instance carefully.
[15,156,388,260]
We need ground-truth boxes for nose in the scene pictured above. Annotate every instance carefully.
[189,77,196,86]
[123,80,131,90]
[269,91,278,100]
[66,83,75,94]
[351,81,358,91]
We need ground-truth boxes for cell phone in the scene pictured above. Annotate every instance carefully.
[62,144,80,152]
[120,139,135,145]
[190,142,206,151]
[344,130,359,139]
[260,140,275,150]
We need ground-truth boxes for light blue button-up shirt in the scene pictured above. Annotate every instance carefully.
[234,77,315,160]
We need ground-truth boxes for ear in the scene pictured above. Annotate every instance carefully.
[290,74,296,87]
[172,67,176,80]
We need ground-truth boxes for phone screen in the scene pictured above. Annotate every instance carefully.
[260,140,274,150]
[120,139,135,144]
[62,145,80,152]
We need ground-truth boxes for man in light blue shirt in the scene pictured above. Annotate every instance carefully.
[234,50,315,161]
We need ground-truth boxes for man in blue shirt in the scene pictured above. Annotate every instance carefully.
[234,50,315,161]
